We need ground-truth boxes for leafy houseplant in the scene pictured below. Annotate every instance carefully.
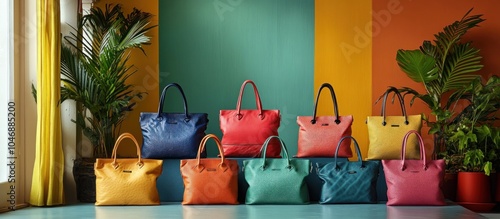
[61,4,154,158]
[394,9,485,168]
[393,9,500,206]
[446,76,500,176]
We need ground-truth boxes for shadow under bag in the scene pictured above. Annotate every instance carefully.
[140,83,208,159]
[316,136,380,204]
[95,133,163,206]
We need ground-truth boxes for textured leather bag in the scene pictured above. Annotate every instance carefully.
[317,136,380,204]
[95,133,163,206]
[382,130,446,206]
[140,83,209,159]
[180,134,239,205]
[243,136,310,204]
[297,83,353,157]
[220,80,281,157]
[366,87,422,160]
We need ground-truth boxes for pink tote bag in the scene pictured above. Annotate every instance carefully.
[382,130,446,206]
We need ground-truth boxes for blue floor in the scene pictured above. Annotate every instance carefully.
[1,203,495,219]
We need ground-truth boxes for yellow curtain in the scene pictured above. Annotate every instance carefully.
[30,0,65,206]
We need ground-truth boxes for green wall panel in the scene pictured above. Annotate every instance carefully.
[159,0,314,156]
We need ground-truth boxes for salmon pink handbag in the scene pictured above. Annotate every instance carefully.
[382,130,446,206]
[296,83,353,157]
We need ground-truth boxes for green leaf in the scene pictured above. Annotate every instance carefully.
[396,49,438,83]
[441,43,483,93]
[484,161,492,176]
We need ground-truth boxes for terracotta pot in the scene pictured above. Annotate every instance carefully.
[456,172,492,203]
[442,173,458,201]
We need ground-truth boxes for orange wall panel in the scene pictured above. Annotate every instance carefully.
[372,0,500,147]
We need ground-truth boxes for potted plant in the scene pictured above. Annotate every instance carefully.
[449,76,500,174]
[448,76,500,209]
[61,4,155,202]
[393,9,485,201]
[395,8,484,157]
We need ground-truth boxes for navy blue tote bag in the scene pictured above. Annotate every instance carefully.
[140,83,208,159]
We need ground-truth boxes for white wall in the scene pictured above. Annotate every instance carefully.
[18,0,37,206]
[60,0,79,204]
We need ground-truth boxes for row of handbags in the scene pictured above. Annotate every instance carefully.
[140,80,426,160]
[95,131,445,206]
[317,130,445,206]
[183,134,310,205]
[140,80,281,159]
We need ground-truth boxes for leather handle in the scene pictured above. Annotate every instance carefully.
[157,83,189,120]
[312,83,340,124]
[196,134,225,167]
[111,133,142,168]
[236,80,263,120]
[381,87,408,126]
[401,130,427,170]
[334,136,363,167]
[260,136,290,169]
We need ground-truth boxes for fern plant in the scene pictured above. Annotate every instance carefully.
[60,4,155,158]
[395,8,485,159]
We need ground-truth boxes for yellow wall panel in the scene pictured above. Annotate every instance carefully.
[94,0,159,156]
[315,0,372,160]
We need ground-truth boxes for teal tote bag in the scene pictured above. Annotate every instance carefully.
[316,136,380,204]
[243,136,310,204]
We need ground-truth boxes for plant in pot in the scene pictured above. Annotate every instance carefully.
[61,4,155,202]
[445,76,500,212]
[393,9,485,201]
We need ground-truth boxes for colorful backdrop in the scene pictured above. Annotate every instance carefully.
[101,0,500,158]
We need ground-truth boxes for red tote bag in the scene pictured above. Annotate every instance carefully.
[382,130,446,206]
[219,80,281,157]
[296,83,353,157]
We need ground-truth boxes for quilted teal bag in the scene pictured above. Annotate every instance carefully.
[243,136,310,204]
[317,136,380,204]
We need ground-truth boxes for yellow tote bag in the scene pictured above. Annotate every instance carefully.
[95,133,163,206]
[366,88,424,160]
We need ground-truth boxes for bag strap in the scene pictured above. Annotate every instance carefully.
[236,80,264,120]
[260,136,291,169]
[111,133,142,168]
[334,136,363,168]
[381,87,408,126]
[158,83,189,120]
[195,134,228,172]
[401,130,427,170]
[311,83,341,124]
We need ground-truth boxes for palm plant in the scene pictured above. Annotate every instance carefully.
[60,4,155,158]
[394,8,485,159]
